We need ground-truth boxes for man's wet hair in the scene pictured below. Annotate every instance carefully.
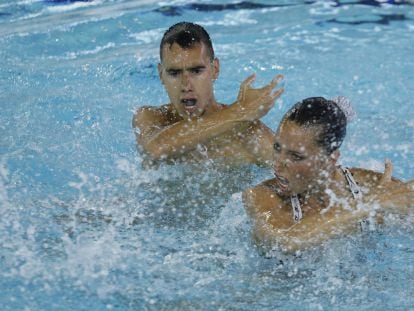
[160,22,215,62]
[284,97,347,154]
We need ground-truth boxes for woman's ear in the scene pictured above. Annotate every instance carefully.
[330,150,340,165]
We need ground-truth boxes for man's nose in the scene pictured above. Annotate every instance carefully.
[181,71,192,90]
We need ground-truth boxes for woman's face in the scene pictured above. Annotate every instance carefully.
[273,120,334,196]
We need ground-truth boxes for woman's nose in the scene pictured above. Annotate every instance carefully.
[274,156,288,172]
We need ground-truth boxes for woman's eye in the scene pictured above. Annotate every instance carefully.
[292,154,305,161]
[273,143,281,152]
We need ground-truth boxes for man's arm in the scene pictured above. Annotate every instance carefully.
[133,104,251,160]
[133,74,283,161]
[243,121,275,166]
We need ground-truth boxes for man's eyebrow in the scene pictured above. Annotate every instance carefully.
[165,65,205,72]
[166,68,182,73]
[187,65,206,70]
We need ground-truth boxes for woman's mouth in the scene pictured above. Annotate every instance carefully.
[275,173,290,192]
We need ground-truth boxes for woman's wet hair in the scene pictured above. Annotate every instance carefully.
[160,21,215,62]
[285,97,347,154]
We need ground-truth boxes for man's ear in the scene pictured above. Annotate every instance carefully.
[158,63,164,84]
[212,58,220,81]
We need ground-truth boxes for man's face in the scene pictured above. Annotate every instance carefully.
[158,42,219,119]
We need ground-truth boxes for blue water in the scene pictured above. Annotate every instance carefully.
[1,0,414,310]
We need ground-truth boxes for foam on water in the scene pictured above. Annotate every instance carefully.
[1,167,413,309]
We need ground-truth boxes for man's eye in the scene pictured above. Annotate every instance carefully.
[190,68,203,74]
[168,70,179,77]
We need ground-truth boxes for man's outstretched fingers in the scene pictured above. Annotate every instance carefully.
[271,87,284,100]
[238,74,256,101]
[264,74,284,92]
[271,74,284,86]
[241,74,256,88]
[257,88,284,112]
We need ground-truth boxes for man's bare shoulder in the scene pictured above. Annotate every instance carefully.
[241,121,275,166]
[132,104,180,128]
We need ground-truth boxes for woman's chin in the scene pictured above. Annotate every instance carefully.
[274,179,293,196]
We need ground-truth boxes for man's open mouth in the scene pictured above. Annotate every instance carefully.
[181,99,197,107]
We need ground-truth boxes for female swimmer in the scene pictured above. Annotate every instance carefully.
[243,97,414,253]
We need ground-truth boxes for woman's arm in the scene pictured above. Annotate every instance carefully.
[373,180,414,213]
[242,186,368,254]
[251,207,369,254]
[361,160,414,213]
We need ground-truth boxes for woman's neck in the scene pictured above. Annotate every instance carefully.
[298,167,346,213]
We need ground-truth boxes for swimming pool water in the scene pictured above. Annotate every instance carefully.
[1,0,414,310]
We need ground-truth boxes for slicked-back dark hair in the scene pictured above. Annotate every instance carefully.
[160,22,215,62]
[284,97,347,154]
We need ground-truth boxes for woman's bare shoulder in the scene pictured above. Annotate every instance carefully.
[348,167,402,186]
